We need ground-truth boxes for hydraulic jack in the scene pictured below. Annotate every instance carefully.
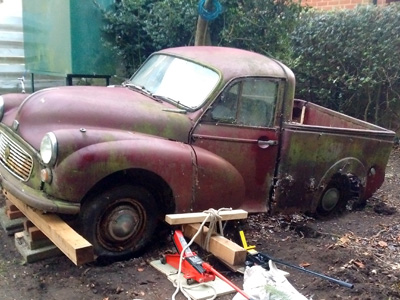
[161,229,215,284]
[162,230,254,300]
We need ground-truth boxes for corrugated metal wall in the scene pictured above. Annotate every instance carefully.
[0,14,25,94]
[0,0,64,95]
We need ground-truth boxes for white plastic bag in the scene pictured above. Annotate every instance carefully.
[232,260,309,300]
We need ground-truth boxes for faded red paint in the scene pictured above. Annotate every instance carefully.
[0,46,395,217]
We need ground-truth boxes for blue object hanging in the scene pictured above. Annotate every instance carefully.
[198,0,222,21]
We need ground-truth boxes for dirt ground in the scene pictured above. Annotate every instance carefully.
[1,149,400,300]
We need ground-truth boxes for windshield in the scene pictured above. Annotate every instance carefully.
[127,54,220,109]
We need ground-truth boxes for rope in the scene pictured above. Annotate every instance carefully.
[198,0,222,21]
[202,208,231,251]
[171,213,212,300]
[170,207,232,300]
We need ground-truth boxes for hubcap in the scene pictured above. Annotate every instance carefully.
[106,208,139,241]
[99,201,146,250]
[321,187,340,212]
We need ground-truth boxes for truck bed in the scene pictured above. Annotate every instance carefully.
[291,99,393,135]
[272,99,395,214]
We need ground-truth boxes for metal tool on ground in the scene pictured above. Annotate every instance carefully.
[239,230,354,289]
[162,230,254,300]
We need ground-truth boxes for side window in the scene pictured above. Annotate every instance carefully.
[210,82,239,122]
[238,79,277,127]
[207,78,278,127]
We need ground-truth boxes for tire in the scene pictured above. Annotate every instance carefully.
[317,176,349,216]
[79,185,158,259]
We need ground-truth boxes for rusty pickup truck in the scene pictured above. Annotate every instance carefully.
[0,46,395,258]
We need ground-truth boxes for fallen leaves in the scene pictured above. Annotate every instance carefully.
[324,226,399,273]
[342,259,366,270]
[328,232,358,249]
[337,234,352,247]
[327,227,395,254]
[299,262,311,268]
[378,240,388,248]
[351,259,366,269]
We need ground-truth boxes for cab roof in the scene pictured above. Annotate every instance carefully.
[158,46,295,84]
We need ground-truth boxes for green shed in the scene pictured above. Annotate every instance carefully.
[22,0,115,86]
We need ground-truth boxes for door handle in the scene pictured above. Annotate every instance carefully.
[257,139,278,149]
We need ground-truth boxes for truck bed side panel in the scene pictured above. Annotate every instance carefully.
[293,99,393,132]
[272,118,394,211]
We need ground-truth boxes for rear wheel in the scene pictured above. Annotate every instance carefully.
[317,176,349,216]
[79,185,158,259]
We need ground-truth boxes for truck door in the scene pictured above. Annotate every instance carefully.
[191,77,283,212]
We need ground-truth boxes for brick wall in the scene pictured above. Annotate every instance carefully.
[302,0,391,10]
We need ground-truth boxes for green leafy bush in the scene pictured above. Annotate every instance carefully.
[102,1,399,131]
[290,4,400,130]
[103,0,199,76]
[102,0,154,76]
[102,0,304,76]
[217,0,304,62]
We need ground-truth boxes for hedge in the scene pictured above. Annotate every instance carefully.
[102,2,400,131]
[290,4,400,130]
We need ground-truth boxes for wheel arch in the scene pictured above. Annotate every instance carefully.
[312,157,366,213]
[318,157,366,191]
[81,168,175,216]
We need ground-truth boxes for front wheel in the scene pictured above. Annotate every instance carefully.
[79,185,158,259]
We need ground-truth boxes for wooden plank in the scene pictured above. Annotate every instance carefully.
[4,191,94,266]
[183,223,247,266]
[150,260,235,299]
[165,209,248,225]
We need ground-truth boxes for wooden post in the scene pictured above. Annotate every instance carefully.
[183,223,247,266]
[195,0,213,46]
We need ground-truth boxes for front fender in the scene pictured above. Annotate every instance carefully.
[46,134,195,212]
[52,128,146,164]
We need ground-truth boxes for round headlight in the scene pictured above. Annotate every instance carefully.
[0,96,4,121]
[40,132,58,166]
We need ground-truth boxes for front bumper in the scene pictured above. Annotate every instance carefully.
[0,171,80,214]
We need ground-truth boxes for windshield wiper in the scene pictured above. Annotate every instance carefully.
[152,94,190,110]
[123,82,152,96]
[152,94,175,103]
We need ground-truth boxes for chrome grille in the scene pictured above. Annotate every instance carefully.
[0,133,33,181]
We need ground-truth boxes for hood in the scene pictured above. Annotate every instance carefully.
[7,86,193,149]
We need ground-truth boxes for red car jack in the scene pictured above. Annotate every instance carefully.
[161,230,253,300]
[161,229,215,284]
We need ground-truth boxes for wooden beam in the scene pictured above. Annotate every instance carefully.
[165,209,248,225]
[4,191,94,266]
[183,223,247,266]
